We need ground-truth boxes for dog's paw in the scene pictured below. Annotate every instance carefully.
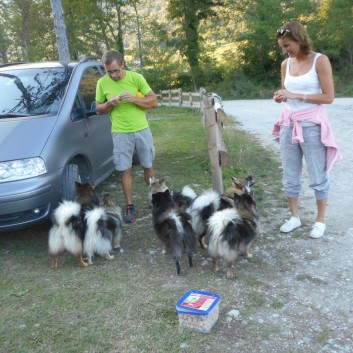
[226,271,235,279]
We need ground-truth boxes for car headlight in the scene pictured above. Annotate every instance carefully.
[0,157,47,182]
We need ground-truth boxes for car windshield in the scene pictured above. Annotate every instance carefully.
[0,66,72,118]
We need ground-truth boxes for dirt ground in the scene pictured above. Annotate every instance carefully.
[221,98,353,352]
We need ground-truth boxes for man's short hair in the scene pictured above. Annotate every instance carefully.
[102,50,124,65]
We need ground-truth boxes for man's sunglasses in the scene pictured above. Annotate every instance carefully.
[276,29,291,37]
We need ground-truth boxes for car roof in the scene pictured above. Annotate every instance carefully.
[0,61,77,71]
[0,57,102,71]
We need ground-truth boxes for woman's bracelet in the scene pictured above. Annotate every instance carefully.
[303,94,308,102]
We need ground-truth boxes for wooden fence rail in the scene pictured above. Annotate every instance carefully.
[157,88,201,108]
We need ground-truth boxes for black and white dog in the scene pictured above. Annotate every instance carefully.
[207,190,259,279]
[151,189,196,275]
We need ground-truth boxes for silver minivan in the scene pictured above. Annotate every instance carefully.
[0,57,115,232]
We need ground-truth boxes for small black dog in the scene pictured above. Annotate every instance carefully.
[152,189,196,275]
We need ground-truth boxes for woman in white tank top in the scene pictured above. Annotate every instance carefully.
[272,21,336,239]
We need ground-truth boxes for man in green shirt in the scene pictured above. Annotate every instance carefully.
[96,50,158,223]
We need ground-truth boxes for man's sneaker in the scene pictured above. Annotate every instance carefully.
[309,222,326,239]
[280,217,301,233]
[124,204,136,223]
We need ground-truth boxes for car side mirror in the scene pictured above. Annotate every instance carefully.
[86,101,97,117]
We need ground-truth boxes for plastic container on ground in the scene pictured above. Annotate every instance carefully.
[176,289,221,333]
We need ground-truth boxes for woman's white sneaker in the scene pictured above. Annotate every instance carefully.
[309,222,326,239]
[280,217,301,233]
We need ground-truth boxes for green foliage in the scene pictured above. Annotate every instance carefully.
[0,0,351,98]
[0,0,56,62]
[312,0,353,69]
[167,0,224,89]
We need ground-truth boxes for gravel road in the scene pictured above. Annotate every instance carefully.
[221,98,353,352]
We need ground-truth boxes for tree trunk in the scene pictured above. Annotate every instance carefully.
[50,0,70,61]
[133,2,144,74]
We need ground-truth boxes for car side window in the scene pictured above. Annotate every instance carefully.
[79,66,102,111]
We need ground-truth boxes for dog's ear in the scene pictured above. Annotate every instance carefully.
[245,175,255,187]
[159,178,166,187]
[149,176,156,186]
[163,189,170,196]
[231,177,244,191]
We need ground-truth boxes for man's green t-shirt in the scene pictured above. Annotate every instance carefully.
[96,70,152,133]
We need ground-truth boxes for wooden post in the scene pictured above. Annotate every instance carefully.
[168,89,171,105]
[178,88,182,106]
[199,89,229,193]
[200,88,207,128]
[204,94,224,194]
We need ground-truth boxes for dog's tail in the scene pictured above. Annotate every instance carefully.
[48,200,83,256]
[207,208,240,253]
[188,189,220,212]
[181,185,197,201]
[187,189,220,233]
[179,212,196,252]
[84,207,112,257]
[52,200,81,226]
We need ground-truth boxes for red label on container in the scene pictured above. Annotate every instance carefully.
[181,293,216,311]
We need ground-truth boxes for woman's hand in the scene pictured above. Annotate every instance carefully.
[273,89,290,103]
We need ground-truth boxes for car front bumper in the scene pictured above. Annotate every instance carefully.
[0,169,62,232]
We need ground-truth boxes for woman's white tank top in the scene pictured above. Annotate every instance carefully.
[284,52,322,111]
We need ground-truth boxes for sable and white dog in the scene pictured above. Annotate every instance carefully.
[84,207,114,265]
[151,189,196,275]
[207,191,259,279]
[48,200,87,268]
[220,175,255,209]
[100,193,123,252]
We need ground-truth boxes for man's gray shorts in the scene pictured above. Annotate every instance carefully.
[112,128,155,171]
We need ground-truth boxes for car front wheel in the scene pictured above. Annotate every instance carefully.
[61,163,81,201]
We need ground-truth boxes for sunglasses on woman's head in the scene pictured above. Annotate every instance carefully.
[276,28,290,37]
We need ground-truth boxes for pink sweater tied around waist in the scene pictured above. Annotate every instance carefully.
[272,104,342,172]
